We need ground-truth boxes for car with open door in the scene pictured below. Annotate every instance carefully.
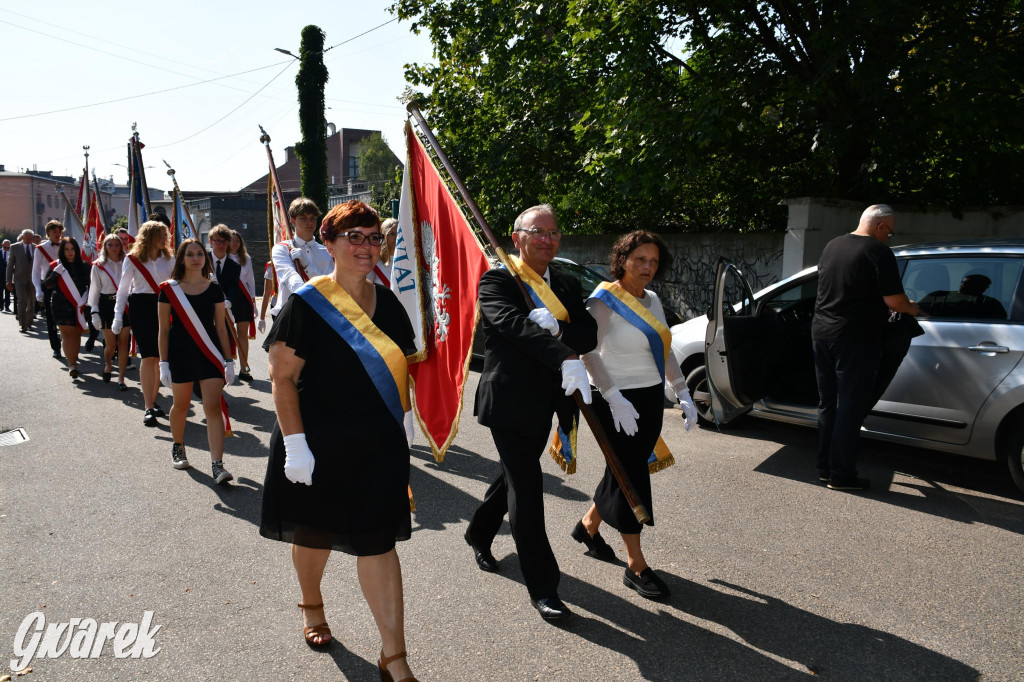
[667,239,1024,495]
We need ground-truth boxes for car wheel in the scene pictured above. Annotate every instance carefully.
[1006,423,1024,495]
[685,365,720,428]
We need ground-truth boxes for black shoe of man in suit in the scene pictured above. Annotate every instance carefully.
[531,596,571,622]
[464,529,498,573]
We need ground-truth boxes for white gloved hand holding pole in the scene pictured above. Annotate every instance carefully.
[159,361,172,388]
[560,358,592,404]
[677,385,698,431]
[290,247,309,269]
[224,360,236,385]
[527,307,560,337]
[283,433,315,485]
[603,388,639,436]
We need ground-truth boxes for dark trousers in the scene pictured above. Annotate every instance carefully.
[813,339,882,480]
[43,288,61,353]
[467,424,559,601]
[1,282,10,310]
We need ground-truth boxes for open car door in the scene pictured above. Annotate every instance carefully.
[705,258,776,424]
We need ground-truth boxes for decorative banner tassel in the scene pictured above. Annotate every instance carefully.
[408,484,416,512]
[221,395,233,437]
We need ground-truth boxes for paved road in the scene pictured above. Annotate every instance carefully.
[1,310,1022,680]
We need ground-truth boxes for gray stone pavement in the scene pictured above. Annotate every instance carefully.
[1,309,1022,680]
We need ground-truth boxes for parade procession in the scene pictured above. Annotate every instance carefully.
[2,2,1023,680]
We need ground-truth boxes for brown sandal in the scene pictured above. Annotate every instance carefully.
[297,602,332,649]
[378,649,418,682]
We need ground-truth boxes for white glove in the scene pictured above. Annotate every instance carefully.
[224,360,236,385]
[36,293,43,303]
[91,312,102,329]
[283,433,315,486]
[603,388,639,436]
[223,299,232,311]
[677,386,698,431]
[560,358,592,404]
[159,361,172,388]
[257,318,267,334]
[290,247,309,269]
[111,318,123,335]
[527,307,560,336]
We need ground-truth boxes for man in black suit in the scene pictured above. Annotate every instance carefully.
[208,223,243,322]
[466,204,597,622]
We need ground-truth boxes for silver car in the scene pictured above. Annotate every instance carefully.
[669,239,1024,494]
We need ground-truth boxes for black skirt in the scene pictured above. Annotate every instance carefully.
[591,383,665,535]
[129,293,159,358]
[51,292,83,328]
[99,294,131,330]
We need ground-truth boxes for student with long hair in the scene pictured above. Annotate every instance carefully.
[157,238,235,484]
[89,234,132,389]
[42,236,91,380]
[228,229,256,381]
[113,220,174,426]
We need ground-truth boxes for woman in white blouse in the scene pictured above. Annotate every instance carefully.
[574,230,698,601]
[113,220,175,427]
[89,234,132,389]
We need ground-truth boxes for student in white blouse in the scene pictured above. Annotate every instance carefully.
[269,197,332,320]
[113,219,175,427]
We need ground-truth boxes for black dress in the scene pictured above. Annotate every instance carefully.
[45,262,91,327]
[260,283,416,556]
[157,282,226,384]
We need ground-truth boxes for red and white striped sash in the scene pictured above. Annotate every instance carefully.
[52,261,88,330]
[371,262,391,288]
[98,263,119,289]
[127,254,160,293]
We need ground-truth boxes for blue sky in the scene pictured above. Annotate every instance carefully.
[0,0,434,192]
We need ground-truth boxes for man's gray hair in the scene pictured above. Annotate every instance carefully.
[860,204,894,222]
[513,204,557,232]
[18,229,35,239]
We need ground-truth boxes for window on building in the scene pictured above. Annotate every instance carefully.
[348,156,360,180]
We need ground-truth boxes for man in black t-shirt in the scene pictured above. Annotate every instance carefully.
[811,205,920,491]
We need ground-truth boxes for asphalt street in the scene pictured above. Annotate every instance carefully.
[1,307,1022,681]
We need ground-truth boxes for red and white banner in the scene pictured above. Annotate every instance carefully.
[83,188,106,262]
[400,123,490,462]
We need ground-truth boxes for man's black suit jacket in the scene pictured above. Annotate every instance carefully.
[474,264,597,430]
[210,253,243,310]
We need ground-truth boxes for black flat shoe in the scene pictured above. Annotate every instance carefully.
[151,405,166,418]
[624,568,670,600]
[531,596,571,622]
[143,409,158,427]
[69,367,79,380]
[238,370,253,382]
[118,382,128,392]
[464,529,498,573]
[570,520,616,561]
[103,371,112,383]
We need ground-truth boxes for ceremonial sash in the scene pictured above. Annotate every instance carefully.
[589,281,672,381]
[295,276,409,428]
[161,281,233,436]
[239,280,257,339]
[127,254,161,293]
[550,282,675,475]
[98,264,119,289]
[52,262,88,330]
[505,255,569,321]
[372,262,391,287]
[38,243,58,263]
[279,240,309,282]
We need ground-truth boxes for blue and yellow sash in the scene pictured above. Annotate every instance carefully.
[549,281,675,474]
[505,255,569,322]
[296,276,410,428]
[589,281,672,381]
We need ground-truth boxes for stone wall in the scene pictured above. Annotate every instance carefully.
[556,232,785,320]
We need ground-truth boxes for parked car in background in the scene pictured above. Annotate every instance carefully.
[471,257,683,358]
[667,239,1024,494]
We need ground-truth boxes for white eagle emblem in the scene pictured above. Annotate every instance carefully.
[420,220,451,345]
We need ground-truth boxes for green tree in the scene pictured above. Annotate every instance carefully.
[359,133,402,218]
[393,0,1024,233]
[294,25,330,221]
[110,215,128,233]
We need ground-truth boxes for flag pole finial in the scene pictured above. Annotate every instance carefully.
[259,125,271,145]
